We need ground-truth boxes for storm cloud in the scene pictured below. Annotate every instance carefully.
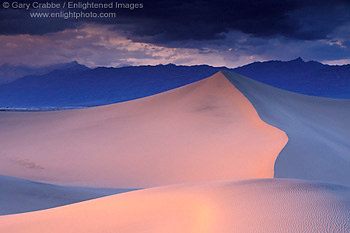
[0,0,349,67]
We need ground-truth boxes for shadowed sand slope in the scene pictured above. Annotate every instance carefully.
[0,179,349,233]
[0,175,132,215]
[0,72,287,188]
[223,70,350,186]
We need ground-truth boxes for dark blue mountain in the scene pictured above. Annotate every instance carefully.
[233,57,350,98]
[0,64,223,109]
[0,58,349,109]
[0,61,89,85]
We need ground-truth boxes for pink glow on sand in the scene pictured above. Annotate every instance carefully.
[0,179,348,233]
[0,72,287,188]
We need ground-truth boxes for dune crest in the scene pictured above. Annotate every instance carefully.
[0,179,349,233]
[0,72,287,188]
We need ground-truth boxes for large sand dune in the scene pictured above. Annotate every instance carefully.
[0,179,349,233]
[223,70,350,186]
[0,72,287,188]
[0,175,132,215]
[0,70,349,232]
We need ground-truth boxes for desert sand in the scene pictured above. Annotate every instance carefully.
[1,70,349,233]
[0,72,287,188]
[223,70,350,186]
[0,175,132,215]
[0,179,349,233]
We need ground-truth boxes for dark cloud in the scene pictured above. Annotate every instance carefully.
[1,0,349,43]
[0,0,349,67]
[0,9,81,35]
[118,0,300,42]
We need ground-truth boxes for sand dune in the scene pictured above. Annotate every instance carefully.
[0,72,287,188]
[0,179,349,233]
[1,70,349,232]
[223,70,350,186]
[0,175,132,215]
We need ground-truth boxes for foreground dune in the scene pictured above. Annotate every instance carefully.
[0,175,132,215]
[223,71,350,186]
[0,179,349,233]
[0,72,287,188]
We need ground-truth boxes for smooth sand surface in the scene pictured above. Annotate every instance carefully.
[223,70,350,186]
[0,179,349,233]
[0,175,132,215]
[0,72,287,188]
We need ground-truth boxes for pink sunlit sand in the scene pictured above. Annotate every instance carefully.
[0,179,349,233]
[0,71,349,233]
[0,72,287,188]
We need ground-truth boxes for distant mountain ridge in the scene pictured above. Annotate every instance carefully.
[0,64,222,108]
[0,58,349,109]
[234,57,350,98]
[0,61,89,84]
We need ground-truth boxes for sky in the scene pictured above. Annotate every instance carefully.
[0,0,349,68]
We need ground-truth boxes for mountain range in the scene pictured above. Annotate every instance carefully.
[0,61,89,85]
[0,58,349,109]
